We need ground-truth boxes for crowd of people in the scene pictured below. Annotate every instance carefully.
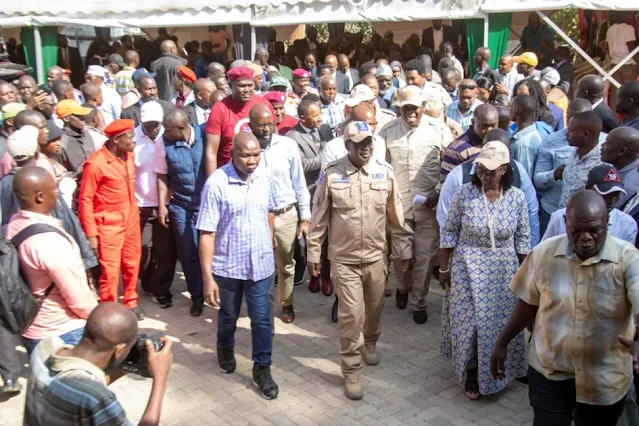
[3,15,639,425]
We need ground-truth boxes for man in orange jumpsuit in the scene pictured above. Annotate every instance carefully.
[78,118,145,320]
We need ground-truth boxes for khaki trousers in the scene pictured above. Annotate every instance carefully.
[272,206,298,308]
[393,207,440,311]
[332,258,387,376]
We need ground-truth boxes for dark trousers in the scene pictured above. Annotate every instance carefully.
[139,207,178,297]
[169,204,203,303]
[320,239,330,280]
[528,366,625,426]
[0,324,20,383]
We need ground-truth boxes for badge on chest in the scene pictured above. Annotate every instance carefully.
[332,176,351,184]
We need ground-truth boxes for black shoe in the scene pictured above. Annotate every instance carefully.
[190,301,204,317]
[253,365,279,400]
[396,291,408,310]
[152,295,173,308]
[331,297,338,323]
[131,306,146,321]
[0,379,22,395]
[413,310,428,324]
[217,346,236,373]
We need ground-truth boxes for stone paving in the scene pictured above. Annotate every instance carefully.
[0,271,534,425]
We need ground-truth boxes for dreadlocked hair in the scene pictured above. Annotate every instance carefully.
[512,78,550,121]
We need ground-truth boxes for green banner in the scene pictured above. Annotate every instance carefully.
[466,13,512,77]
[21,27,59,83]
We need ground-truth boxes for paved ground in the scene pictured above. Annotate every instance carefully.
[0,271,533,426]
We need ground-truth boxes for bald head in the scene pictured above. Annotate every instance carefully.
[81,82,102,101]
[567,98,592,121]
[567,189,608,220]
[160,40,176,54]
[576,75,605,102]
[13,166,58,213]
[232,132,260,152]
[208,62,226,78]
[601,127,639,166]
[474,103,499,122]
[193,78,215,95]
[511,95,537,121]
[476,47,491,62]
[15,110,45,130]
[362,74,377,86]
[82,302,138,352]
[211,90,226,105]
[325,55,338,73]
[52,79,73,101]
[123,50,139,67]
[319,75,336,88]
[249,103,273,122]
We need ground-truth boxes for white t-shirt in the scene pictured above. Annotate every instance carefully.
[134,125,165,207]
[606,23,636,65]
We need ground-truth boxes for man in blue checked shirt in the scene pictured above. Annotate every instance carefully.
[249,103,311,325]
[197,132,279,401]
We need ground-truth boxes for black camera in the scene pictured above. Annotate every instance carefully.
[121,332,165,377]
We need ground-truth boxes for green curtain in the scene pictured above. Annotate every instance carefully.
[466,13,512,77]
[21,27,59,83]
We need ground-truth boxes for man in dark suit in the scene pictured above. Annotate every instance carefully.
[421,20,457,52]
[554,46,574,96]
[575,75,618,134]
[151,40,187,102]
[182,78,216,127]
[121,75,174,126]
[57,34,84,88]
[336,54,361,95]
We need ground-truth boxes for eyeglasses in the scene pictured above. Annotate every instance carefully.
[476,165,505,177]
[459,84,477,91]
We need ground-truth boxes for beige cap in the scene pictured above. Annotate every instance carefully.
[344,85,375,107]
[423,98,444,118]
[473,141,510,170]
[344,121,374,143]
[398,86,424,107]
[8,125,39,160]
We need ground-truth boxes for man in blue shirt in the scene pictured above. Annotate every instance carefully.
[197,132,279,400]
[534,99,600,234]
[445,79,483,132]
[510,95,543,178]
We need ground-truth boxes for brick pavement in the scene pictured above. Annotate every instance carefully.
[0,272,533,425]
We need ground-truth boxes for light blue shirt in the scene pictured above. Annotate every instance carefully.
[542,207,638,244]
[260,134,311,220]
[437,160,540,247]
[534,130,608,215]
[617,158,639,208]
[510,123,543,178]
[445,99,482,132]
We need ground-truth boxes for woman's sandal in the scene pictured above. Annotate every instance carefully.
[464,369,481,401]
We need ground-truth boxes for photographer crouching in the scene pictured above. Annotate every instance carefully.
[24,302,173,426]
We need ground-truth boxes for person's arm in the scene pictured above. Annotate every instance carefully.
[514,190,532,255]
[157,175,170,229]
[306,168,331,277]
[77,161,100,252]
[533,147,557,190]
[439,147,462,183]
[195,179,221,307]
[138,338,173,426]
[439,248,453,290]
[627,217,639,245]
[517,162,539,247]
[204,104,224,176]
[439,186,464,290]
[386,169,404,233]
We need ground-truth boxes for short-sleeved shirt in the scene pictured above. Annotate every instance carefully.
[510,235,639,405]
[558,145,605,209]
[606,23,636,65]
[204,94,275,168]
[196,162,276,281]
[24,336,132,426]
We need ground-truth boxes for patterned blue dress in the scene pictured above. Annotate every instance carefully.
[440,183,530,395]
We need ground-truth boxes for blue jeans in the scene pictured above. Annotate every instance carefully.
[169,203,203,303]
[23,327,84,356]
[214,274,273,366]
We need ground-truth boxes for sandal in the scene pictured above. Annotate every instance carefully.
[464,369,480,401]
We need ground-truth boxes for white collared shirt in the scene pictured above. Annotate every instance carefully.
[134,125,165,207]
[195,104,210,126]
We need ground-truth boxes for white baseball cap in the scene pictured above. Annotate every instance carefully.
[398,86,424,107]
[8,126,39,160]
[344,85,375,108]
[86,65,107,78]
[140,101,164,123]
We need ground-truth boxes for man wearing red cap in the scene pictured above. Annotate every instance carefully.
[285,69,318,118]
[263,91,299,135]
[172,66,196,108]
[204,66,275,175]
[78,118,145,320]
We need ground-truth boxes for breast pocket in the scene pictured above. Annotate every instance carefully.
[594,270,628,320]
[330,182,353,209]
[370,181,389,206]
[552,151,572,169]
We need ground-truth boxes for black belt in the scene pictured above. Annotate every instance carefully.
[272,203,295,216]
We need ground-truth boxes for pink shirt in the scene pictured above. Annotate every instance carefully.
[6,210,97,339]
[0,152,56,179]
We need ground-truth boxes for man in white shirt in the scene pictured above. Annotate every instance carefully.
[84,66,121,126]
[496,55,523,98]
[134,101,177,308]
[182,78,216,126]
[606,12,639,117]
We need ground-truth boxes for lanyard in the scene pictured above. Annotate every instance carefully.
[481,187,503,250]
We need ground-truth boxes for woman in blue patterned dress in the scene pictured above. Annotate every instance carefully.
[439,141,530,400]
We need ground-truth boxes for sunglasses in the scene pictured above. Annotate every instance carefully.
[459,84,477,91]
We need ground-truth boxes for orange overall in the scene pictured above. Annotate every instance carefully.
[78,145,141,307]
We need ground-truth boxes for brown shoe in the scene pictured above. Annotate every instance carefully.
[281,305,295,323]
[321,278,333,296]
[308,276,320,293]
[344,375,363,400]
[361,343,379,366]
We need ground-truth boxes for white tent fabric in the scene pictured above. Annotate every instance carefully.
[360,0,482,22]
[481,0,639,11]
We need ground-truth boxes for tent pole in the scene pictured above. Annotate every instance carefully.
[33,26,44,85]
[606,45,639,81]
[483,14,489,47]
[536,11,620,88]
[250,25,256,61]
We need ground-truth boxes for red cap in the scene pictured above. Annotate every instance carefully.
[292,68,311,79]
[104,119,135,138]
[227,66,255,81]
[178,66,196,83]
[263,91,286,105]
[63,68,72,75]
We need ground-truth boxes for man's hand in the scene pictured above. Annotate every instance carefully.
[158,205,170,229]
[307,262,320,278]
[203,275,220,307]
[425,193,439,208]
[146,337,173,383]
[618,336,639,374]
[88,236,99,255]
[439,270,451,290]
[495,83,509,95]
[26,90,46,110]
[490,342,508,380]
[553,165,565,181]
[402,258,412,273]
[298,220,310,239]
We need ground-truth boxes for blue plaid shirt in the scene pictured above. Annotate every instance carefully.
[196,162,276,281]
[445,99,483,132]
